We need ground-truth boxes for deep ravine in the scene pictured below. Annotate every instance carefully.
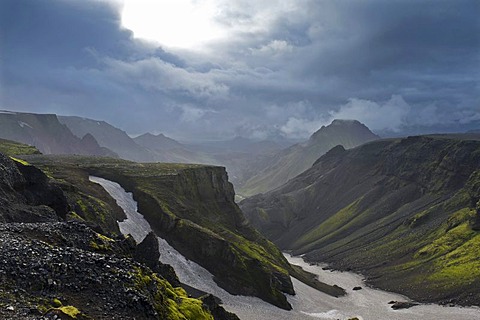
[90,176,480,320]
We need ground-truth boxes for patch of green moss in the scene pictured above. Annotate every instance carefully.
[130,267,213,320]
[428,233,480,288]
[55,305,81,319]
[0,138,40,156]
[52,298,62,307]
[175,297,214,320]
[9,156,30,166]
[74,195,109,225]
[294,198,362,249]
[415,217,475,259]
[66,211,85,222]
[407,208,433,228]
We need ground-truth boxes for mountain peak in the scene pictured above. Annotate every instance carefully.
[331,119,362,125]
[134,132,183,151]
[310,119,377,142]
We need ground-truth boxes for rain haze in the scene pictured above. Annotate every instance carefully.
[1,0,479,141]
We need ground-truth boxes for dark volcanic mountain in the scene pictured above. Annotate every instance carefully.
[0,111,116,157]
[241,135,480,306]
[238,119,379,197]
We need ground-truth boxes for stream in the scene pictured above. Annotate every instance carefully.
[90,176,480,320]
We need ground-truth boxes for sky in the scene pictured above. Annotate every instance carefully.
[0,0,479,141]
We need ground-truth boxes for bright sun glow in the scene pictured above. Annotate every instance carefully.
[121,0,225,49]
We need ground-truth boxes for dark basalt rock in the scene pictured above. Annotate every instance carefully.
[16,163,69,219]
[0,222,215,319]
[390,301,419,310]
[134,232,161,269]
[0,153,69,223]
[134,232,180,287]
[200,294,240,320]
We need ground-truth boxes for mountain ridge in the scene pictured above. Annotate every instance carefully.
[240,135,480,306]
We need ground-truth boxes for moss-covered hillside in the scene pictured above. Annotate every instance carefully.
[0,138,41,156]
[20,155,297,309]
[241,135,480,306]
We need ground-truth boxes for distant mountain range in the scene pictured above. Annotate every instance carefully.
[237,119,380,197]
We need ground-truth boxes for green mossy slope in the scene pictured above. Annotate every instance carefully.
[0,138,41,156]
[241,136,480,306]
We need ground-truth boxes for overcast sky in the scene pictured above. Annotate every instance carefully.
[1,0,479,141]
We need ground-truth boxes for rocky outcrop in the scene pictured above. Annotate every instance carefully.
[134,232,180,287]
[0,153,67,223]
[241,135,480,306]
[389,301,419,310]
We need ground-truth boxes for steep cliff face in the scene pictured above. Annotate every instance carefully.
[21,156,296,310]
[241,136,480,306]
[0,152,68,223]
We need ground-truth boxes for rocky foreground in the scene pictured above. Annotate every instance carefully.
[0,221,238,319]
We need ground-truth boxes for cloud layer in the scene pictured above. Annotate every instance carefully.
[1,0,479,140]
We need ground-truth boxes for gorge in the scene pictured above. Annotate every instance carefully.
[92,175,480,320]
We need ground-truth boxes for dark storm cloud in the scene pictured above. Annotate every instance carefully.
[0,0,190,134]
[0,0,478,140]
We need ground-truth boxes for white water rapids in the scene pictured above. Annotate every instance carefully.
[90,176,480,320]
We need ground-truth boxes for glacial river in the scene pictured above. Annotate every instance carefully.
[90,176,480,320]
